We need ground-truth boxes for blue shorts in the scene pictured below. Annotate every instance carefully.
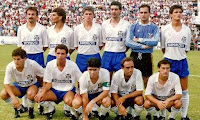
[51,87,75,104]
[101,51,126,72]
[13,82,39,98]
[27,53,45,67]
[46,54,70,65]
[88,92,101,101]
[164,58,189,78]
[76,53,101,72]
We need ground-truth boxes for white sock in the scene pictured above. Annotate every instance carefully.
[134,104,143,117]
[27,98,35,108]
[71,107,77,116]
[181,90,189,118]
[64,103,70,111]
[22,94,28,107]
[168,106,180,119]
[75,106,83,114]
[5,97,13,107]
[92,103,98,112]
[160,109,166,117]
[146,107,159,117]
[110,106,119,115]
[127,106,133,114]
[99,105,110,116]
[40,101,54,112]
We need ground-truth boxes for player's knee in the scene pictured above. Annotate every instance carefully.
[27,90,36,100]
[0,89,8,100]
[102,97,111,107]
[64,98,73,106]
[72,98,82,109]
[134,96,144,106]
[173,99,182,109]
[144,99,151,109]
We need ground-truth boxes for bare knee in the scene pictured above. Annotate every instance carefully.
[72,97,82,109]
[144,99,152,109]
[173,100,182,109]
[0,89,9,100]
[101,96,111,108]
[134,96,144,106]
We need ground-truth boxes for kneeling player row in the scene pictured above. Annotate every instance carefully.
[0,46,182,120]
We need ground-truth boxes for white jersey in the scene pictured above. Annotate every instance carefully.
[44,59,82,91]
[47,25,74,56]
[79,68,110,95]
[4,59,44,87]
[111,69,143,96]
[161,23,191,60]
[145,72,182,101]
[102,18,130,52]
[17,22,48,54]
[74,22,103,55]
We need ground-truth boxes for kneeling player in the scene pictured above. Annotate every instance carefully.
[72,58,111,120]
[34,44,82,120]
[144,60,182,120]
[0,48,44,119]
[110,57,144,120]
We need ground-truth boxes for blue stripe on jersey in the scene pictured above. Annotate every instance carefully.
[125,22,159,53]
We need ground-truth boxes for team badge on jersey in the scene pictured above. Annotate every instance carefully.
[181,36,186,43]
[61,37,67,43]
[66,74,71,80]
[34,35,40,41]
[148,33,153,38]
[118,31,123,37]
[92,34,97,41]
[27,75,33,81]
[168,88,175,97]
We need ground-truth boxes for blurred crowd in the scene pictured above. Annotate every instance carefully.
[0,0,199,50]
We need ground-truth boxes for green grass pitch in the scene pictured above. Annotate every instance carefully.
[0,45,199,119]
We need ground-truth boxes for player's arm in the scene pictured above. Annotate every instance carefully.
[82,93,89,119]
[93,90,109,104]
[112,93,120,104]
[163,94,182,106]
[120,90,142,101]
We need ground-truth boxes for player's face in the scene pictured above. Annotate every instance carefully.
[83,10,94,22]
[122,61,134,78]
[139,7,150,23]
[51,12,62,24]
[170,9,183,21]
[13,56,26,69]
[55,49,67,63]
[26,10,38,23]
[158,64,170,77]
[88,67,100,80]
[110,5,121,19]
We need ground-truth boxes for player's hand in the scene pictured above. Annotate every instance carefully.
[157,101,166,110]
[34,91,45,103]
[85,100,95,113]
[163,99,170,107]
[145,45,152,49]
[75,90,81,98]
[118,105,127,116]
[116,97,125,107]
[12,97,20,109]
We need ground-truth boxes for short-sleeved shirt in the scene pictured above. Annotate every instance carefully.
[79,68,110,95]
[145,72,182,101]
[44,59,82,91]
[161,23,191,60]
[17,22,48,54]
[47,25,74,56]
[102,18,130,52]
[4,59,44,87]
[111,69,143,96]
[74,22,103,55]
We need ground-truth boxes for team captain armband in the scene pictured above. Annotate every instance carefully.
[102,82,110,87]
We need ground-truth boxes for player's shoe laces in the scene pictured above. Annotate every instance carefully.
[46,107,55,120]
[28,107,34,119]
[20,105,28,113]
[14,108,20,118]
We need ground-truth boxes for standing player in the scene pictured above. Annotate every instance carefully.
[125,4,159,88]
[46,7,74,64]
[101,1,130,79]
[144,60,182,120]
[110,57,144,120]
[161,5,191,120]
[74,6,103,72]
[17,7,47,113]
[72,58,111,120]
[0,48,44,119]
[34,44,82,120]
